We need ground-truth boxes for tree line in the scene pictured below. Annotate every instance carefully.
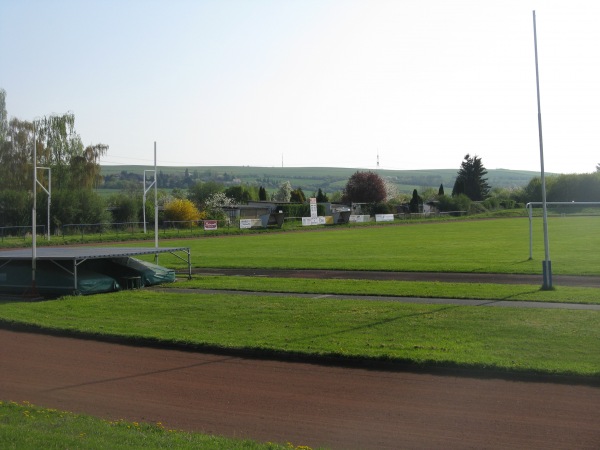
[3,88,600,232]
[102,169,241,190]
[340,154,600,215]
[0,89,110,229]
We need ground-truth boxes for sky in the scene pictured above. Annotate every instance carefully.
[1,0,599,174]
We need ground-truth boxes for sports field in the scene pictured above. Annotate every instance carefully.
[2,216,599,376]
[1,216,599,448]
[141,216,600,276]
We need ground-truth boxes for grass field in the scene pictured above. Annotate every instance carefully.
[1,215,599,447]
[172,276,600,304]
[0,401,303,450]
[127,216,600,276]
[2,217,600,371]
[1,291,598,377]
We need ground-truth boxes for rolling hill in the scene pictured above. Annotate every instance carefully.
[100,165,541,195]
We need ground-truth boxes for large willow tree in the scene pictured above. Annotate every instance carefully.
[0,88,109,227]
[0,109,108,191]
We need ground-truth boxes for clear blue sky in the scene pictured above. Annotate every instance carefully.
[1,0,599,173]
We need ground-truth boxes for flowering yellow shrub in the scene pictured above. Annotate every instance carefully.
[163,198,203,225]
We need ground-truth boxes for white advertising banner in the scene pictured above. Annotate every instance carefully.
[240,218,262,229]
[302,216,326,226]
[349,215,371,223]
[375,214,394,222]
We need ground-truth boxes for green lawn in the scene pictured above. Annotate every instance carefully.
[132,216,600,276]
[172,276,600,305]
[2,216,599,446]
[1,291,598,377]
[0,401,304,450]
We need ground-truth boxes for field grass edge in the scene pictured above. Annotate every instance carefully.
[2,318,598,387]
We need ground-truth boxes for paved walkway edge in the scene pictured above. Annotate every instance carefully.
[154,287,600,311]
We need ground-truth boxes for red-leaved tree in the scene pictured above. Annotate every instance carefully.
[342,171,387,204]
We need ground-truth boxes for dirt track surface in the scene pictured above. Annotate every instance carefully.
[2,329,599,449]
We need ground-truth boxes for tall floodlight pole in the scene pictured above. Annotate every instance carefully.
[154,142,159,263]
[533,10,552,289]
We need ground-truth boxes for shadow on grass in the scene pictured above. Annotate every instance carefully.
[500,288,545,301]
[283,304,460,346]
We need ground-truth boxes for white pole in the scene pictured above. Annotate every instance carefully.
[36,167,51,241]
[533,10,552,289]
[32,120,37,289]
[154,141,159,262]
[47,168,51,241]
[143,169,157,234]
[143,170,147,234]
[527,203,533,260]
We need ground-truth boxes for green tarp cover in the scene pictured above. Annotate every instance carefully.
[104,257,176,286]
[0,260,119,296]
[0,256,174,298]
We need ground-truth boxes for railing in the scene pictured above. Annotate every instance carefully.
[60,222,147,239]
[0,225,46,242]
[162,219,233,236]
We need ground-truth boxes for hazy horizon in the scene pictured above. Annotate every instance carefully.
[2,0,599,174]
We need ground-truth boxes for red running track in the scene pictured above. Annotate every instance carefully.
[1,329,599,449]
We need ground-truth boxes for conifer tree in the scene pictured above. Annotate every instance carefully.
[316,188,328,202]
[452,154,490,201]
[259,186,267,201]
[409,189,422,213]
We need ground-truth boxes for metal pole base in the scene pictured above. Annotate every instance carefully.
[542,260,553,290]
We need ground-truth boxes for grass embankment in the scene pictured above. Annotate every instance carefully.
[173,276,600,305]
[1,291,599,377]
[0,401,306,450]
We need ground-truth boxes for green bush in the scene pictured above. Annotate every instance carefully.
[500,199,517,209]
[370,202,391,215]
[469,202,488,215]
[482,197,498,210]
[437,194,472,213]
[52,190,110,228]
[107,192,141,223]
[0,190,30,227]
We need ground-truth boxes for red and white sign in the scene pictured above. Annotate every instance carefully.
[204,220,218,230]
